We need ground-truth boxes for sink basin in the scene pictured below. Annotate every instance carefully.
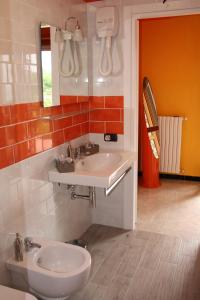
[76,153,121,172]
[7,239,91,300]
[49,151,136,188]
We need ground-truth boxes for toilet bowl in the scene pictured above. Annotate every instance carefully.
[0,284,37,299]
[6,238,91,300]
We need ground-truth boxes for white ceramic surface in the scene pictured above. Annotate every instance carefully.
[6,239,91,300]
[76,152,121,172]
[36,245,88,274]
[0,284,37,300]
[49,151,136,188]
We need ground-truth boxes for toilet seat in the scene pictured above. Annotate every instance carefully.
[0,284,37,299]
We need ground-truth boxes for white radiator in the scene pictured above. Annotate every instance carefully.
[158,116,183,174]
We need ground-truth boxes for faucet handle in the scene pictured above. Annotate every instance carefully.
[24,237,32,251]
[24,236,32,243]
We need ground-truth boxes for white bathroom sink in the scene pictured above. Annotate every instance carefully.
[76,152,121,172]
[49,151,136,188]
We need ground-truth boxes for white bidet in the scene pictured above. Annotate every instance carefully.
[6,238,91,300]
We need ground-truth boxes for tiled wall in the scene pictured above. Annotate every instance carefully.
[0,0,126,287]
[0,96,90,169]
[89,96,124,134]
[0,0,89,104]
[0,0,90,287]
[0,0,93,288]
[87,2,123,97]
[0,95,124,170]
[0,140,92,285]
[0,0,71,105]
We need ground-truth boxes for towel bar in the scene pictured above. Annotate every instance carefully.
[104,167,131,197]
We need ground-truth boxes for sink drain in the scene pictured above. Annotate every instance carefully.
[65,239,88,249]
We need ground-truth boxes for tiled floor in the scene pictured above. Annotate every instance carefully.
[71,225,200,300]
[70,179,200,300]
[137,179,200,240]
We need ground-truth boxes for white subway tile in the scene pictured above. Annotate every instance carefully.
[0,0,92,286]
[0,139,92,285]
[0,83,13,103]
[0,19,12,40]
[0,41,12,63]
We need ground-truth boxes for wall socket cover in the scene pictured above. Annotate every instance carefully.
[104,133,118,142]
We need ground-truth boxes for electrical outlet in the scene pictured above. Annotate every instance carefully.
[104,133,118,142]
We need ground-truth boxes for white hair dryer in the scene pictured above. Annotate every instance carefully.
[96,7,118,77]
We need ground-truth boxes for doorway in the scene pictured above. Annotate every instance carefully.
[137,14,200,239]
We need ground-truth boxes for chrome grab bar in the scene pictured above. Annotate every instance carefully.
[104,167,131,197]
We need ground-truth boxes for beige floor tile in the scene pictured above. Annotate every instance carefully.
[137,179,200,239]
[70,179,200,300]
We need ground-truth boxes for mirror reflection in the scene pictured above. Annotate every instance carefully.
[40,23,60,107]
[40,18,88,108]
[143,77,160,159]
[59,17,83,77]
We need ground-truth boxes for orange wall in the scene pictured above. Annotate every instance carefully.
[139,15,200,177]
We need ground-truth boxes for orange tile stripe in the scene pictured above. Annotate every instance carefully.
[84,0,102,2]
[89,96,124,135]
[60,95,90,105]
[0,97,89,169]
[0,95,124,169]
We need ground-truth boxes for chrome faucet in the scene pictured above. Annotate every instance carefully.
[75,146,82,159]
[24,237,41,252]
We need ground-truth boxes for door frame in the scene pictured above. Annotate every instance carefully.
[123,1,200,225]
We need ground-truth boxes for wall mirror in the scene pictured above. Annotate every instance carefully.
[40,19,88,108]
[143,77,160,159]
[40,23,60,107]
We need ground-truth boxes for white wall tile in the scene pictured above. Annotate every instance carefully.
[87,2,123,97]
[0,19,12,40]
[0,140,92,286]
[0,0,86,105]
[0,63,13,83]
[59,3,89,97]
[0,0,92,286]
[0,83,13,104]
[0,42,12,63]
